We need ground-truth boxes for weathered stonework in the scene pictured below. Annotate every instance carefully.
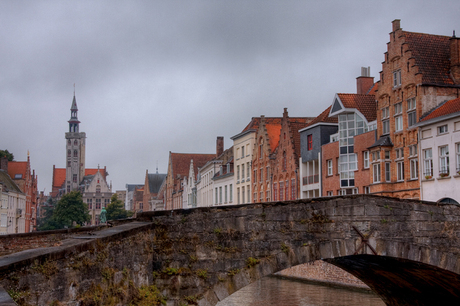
[1,195,460,305]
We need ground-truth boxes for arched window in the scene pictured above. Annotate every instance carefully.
[96,185,101,193]
[67,150,71,157]
[438,197,459,205]
[68,140,71,145]
[74,140,78,146]
[74,150,78,157]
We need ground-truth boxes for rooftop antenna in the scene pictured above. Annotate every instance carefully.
[453,30,456,38]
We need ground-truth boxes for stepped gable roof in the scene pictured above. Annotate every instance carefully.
[403,31,453,86]
[147,173,167,194]
[52,167,107,190]
[289,118,313,159]
[420,98,460,122]
[367,82,379,96]
[241,117,281,133]
[337,93,377,122]
[7,161,27,179]
[170,152,215,179]
[263,117,309,153]
[306,106,338,127]
[0,169,23,193]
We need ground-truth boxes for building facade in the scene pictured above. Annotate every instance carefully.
[370,20,460,199]
[0,169,26,234]
[417,98,460,204]
[143,170,167,211]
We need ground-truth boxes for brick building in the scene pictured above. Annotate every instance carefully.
[319,68,378,196]
[165,152,215,210]
[370,20,460,199]
[3,154,38,232]
[270,109,312,202]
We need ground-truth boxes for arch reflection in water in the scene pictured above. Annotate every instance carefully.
[217,276,385,306]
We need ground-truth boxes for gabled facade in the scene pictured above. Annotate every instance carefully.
[0,169,26,234]
[417,98,460,204]
[81,168,113,225]
[251,116,282,203]
[321,68,378,196]
[143,170,167,211]
[270,109,313,202]
[370,20,460,199]
[5,153,38,232]
[231,117,274,204]
[210,146,234,206]
[165,151,216,210]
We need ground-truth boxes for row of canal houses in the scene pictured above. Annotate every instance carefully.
[155,20,460,211]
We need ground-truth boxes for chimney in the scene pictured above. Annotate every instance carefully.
[216,136,224,157]
[392,19,401,32]
[0,157,8,171]
[450,31,460,83]
[356,67,374,95]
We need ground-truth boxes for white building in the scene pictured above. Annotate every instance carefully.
[0,169,26,234]
[81,168,113,225]
[417,98,460,204]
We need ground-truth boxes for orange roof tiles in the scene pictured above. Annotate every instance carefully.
[7,161,27,179]
[52,167,107,190]
[337,93,377,122]
[420,98,460,122]
[306,106,338,127]
[265,123,282,152]
[403,31,454,86]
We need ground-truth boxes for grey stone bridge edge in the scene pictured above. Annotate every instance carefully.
[0,195,460,305]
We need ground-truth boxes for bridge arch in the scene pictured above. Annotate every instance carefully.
[1,195,460,305]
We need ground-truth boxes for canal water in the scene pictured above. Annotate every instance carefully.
[217,276,385,306]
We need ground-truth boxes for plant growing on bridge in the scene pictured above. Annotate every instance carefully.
[246,257,260,268]
[227,268,240,276]
[162,267,179,275]
[195,269,209,279]
[281,243,290,254]
[213,227,222,235]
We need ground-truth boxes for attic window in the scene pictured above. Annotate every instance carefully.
[14,174,22,179]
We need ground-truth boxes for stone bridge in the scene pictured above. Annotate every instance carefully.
[1,195,460,306]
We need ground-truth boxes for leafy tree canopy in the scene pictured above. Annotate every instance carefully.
[106,194,133,221]
[0,149,14,161]
[40,191,90,230]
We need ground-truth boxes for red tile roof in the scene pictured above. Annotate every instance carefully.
[52,168,107,190]
[337,93,377,122]
[420,98,460,122]
[265,122,282,152]
[403,31,454,86]
[305,106,338,127]
[7,161,27,179]
[170,153,216,180]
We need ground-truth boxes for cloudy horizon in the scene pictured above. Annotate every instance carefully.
[1,0,459,193]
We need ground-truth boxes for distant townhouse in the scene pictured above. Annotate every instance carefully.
[132,185,144,213]
[0,169,26,234]
[0,153,38,232]
[125,184,143,211]
[370,20,460,199]
[210,145,234,206]
[231,117,276,204]
[115,190,126,207]
[165,151,215,210]
[320,70,378,196]
[270,109,312,202]
[299,106,338,198]
[80,168,113,225]
[142,170,166,211]
[417,98,460,204]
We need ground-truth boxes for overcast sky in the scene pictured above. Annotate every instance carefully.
[1,1,459,193]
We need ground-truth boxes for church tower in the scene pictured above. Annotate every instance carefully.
[65,92,86,193]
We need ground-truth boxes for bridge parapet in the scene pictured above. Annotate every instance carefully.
[0,195,460,305]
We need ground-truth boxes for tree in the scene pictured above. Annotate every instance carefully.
[106,194,133,221]
[40,191,90,230]
[0,149,14,161]
[38,197,58,230]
